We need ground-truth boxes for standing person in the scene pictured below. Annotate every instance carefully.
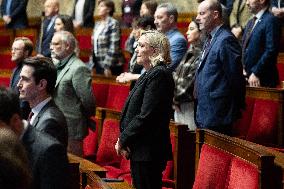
[271,0,284,21]
[121,0,142,27]
[0,87,70,189]
[173,20,203,130]
[243,0,281,87]
[10,37,33,119]
[195,0,245,135]
[140,0,158,17]
[17,57,68,147]
[54,14,74,34]
[50,31,96,156]
[92,0,123,76]
[72,0,95,28]
[115,30,174,189]
[37,0,59,57]
[154,3,188,71]
[0,0,28,29]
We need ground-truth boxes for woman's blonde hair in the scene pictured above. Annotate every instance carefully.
[140,30,171,67]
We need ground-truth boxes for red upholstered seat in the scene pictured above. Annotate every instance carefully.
[83,127,98,158]
[192,144,233,189]
[227,157,259,189]
[15,28,38,44]
[75,28,93,51]
[0,49,15,70]
[0,29,13,49]
[92,82,109,107]
[106,84,130,111]
[277,62,284,83]
[0,76,10,87]
[96,118,121,167]
[246,99,279,145]
[105,158,130,178]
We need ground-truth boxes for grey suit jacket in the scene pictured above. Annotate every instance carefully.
[22,125,70,189]
[54,54,96,140]
[31,100,68,147]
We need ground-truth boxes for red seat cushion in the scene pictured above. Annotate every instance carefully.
[0,76,10,87]
[192,144,233,189]
[96,118,121,167]
[246,99,279,145]
[227,157,259,189]
[83,117,99,158]
[92,82,109,107]
[277,62,284,82]
[106,84,130,111]
[232,97,255,137]
[0,52,15,69]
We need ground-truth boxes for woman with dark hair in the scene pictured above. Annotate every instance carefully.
[92,0,123,76]
[173,20,203,130]
[54,14,74,34]
[116,16,156,88]
[140,0,157,16]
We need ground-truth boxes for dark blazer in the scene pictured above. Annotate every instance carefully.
[37,16,56,57]
[22,125,70,189]
[0,0,28,29]
[31,100,68,147]
[196,25,245,133]
[72,0,95,28]
[119,64,173,162]
[242,10,281,87]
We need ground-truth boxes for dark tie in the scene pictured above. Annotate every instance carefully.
[202,34,212,59]
[27,111,34,122]
[242,16,257,64]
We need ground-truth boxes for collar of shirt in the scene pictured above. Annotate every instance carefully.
[254,7,267,26]
[30,97,52,125]
[209,24,223,40]
[19,120,29,140]
[57,53,73,70]
[165,28,178,38]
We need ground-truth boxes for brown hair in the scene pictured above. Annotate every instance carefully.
[14,37,33,56]
[98,0,115,16]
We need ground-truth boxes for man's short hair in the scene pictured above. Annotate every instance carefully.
[0,87,20,125]
[207,0,223,18]
[22,57,57,95]
[14,37,33,56]
[156,3,178,22]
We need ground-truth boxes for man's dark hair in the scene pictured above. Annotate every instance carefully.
[0,87,20,125]
[23,57,57,95]
[137,15,156,30]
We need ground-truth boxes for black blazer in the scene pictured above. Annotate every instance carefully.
[22,125,70,189]
[119,64,174,162]
[31,100,68,147]
[0,0,28,29]
[72,0,95,28]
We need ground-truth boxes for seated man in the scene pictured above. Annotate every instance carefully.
[0,87,70,189]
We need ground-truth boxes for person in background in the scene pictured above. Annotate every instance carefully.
[92,0,123,76]
[195,0,245,135]
[243,0,281,87]
[54,14,74,34]
[37,0,59,57]
[72,0,95,28]
[116,15,156,89]
[0,0,28,29]
[229,0,251,40]
[116,30,174,189]
[124,0,157,56]
[173,20,203,130]
[0,87,70,189]
[17,57,68,147]
[0,128,32,189]
[10,37,33,120]
[271,0,284,22]
[51,31,96,156]
[121,0,142,27]
[154,3,188,71]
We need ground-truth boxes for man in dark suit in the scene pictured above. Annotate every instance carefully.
[72,0,95,28]
[17,56,68,147]
[0,87,70,189]
[0,0,28,29]
[10,37,33,119]
[37,0,59,57]
[195,0,246,135]
[242,0,281,87]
